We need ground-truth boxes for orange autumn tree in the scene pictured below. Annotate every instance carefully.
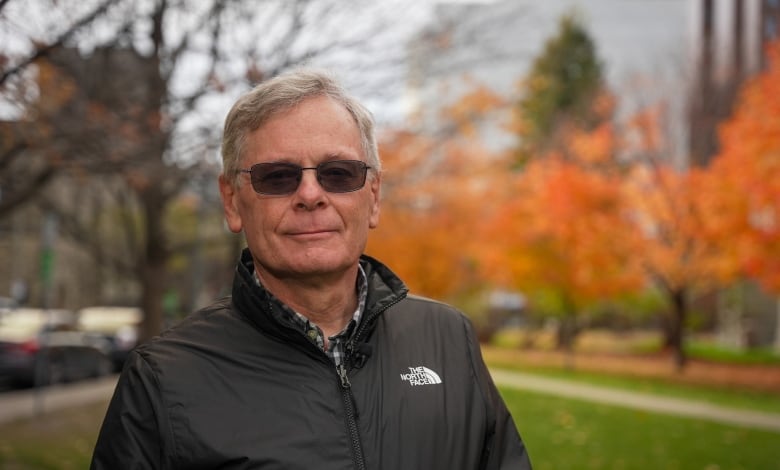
[486,45,643,354]
[484,13,644,356]
[615,94,741,370]
[367,86,507,303]
[480,134,643,355]
[699,39,780,296]
[621,40,780,366]
[623,162,721,369]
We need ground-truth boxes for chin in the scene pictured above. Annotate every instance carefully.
[299,252,361,274]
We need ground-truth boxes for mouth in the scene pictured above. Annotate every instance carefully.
[287,229,337,240]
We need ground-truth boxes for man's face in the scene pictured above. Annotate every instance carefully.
[219,95,381,283]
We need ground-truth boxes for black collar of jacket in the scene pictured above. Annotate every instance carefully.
[231,248,408,346]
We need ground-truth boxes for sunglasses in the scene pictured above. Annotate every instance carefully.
[240,160,371,195]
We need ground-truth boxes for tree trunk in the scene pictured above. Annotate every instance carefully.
[774,297,780,353]
[132,0,171,344]
[138,186,169,343]
[669,288,688,371]
[556,303,579,370]
[140,258,167,342]
[660,313,674,348]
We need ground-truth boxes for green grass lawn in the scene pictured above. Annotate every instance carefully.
[0,399,109,470]
[503,387,780,470]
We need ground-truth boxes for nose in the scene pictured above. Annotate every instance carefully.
[294,168,326,209]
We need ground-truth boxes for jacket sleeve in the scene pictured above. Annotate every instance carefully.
[464,318,533,470]
[90,350,168,470]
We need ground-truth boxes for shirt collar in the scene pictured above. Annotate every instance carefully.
[251,264,368,339]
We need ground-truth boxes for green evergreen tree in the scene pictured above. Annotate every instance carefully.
[515,12,607,164]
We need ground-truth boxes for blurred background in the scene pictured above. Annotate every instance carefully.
[1,0,779,468]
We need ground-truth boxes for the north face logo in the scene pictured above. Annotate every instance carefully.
[400,366,442,386]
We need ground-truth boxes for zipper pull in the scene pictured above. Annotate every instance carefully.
[337,362,351,389]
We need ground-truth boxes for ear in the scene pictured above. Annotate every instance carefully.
[368,172,381,229]
[219,174,244,233]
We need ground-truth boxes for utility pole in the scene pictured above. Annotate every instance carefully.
[39,212,58,309]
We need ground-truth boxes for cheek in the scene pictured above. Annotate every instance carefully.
[239,206,263,237]
[240,203,282,244]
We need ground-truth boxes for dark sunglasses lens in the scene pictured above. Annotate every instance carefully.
[251,163,301,195]
[318,161,367,192]
[248,161,368,195]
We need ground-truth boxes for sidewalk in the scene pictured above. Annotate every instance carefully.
[0,375,117,425]
[490,368,780,433]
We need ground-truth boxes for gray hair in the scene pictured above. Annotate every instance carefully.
[221,68,380,185]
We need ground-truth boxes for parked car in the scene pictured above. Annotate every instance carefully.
[77,306,142,371]
[0,308,113,388]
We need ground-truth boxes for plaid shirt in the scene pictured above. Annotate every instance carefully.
[254,266,368,367]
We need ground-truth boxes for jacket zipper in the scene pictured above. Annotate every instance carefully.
[337,294,405,470]
[337,362,366,470]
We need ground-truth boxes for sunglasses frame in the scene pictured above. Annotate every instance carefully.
[239,160,372,195]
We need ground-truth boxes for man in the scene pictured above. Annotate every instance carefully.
[91,68,532,469]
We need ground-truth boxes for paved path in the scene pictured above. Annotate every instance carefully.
[490,368,780,433]
[1,370,779,434]
[0,375,117,425]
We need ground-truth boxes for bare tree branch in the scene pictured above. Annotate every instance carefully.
[0,0,120,85]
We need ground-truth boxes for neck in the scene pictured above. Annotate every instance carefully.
[255,265,359,338]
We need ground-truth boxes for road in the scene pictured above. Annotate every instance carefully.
[1,370,779,433]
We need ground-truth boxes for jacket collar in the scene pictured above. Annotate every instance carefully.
[231,248,408,343]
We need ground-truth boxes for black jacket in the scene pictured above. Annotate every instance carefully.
[91,250,532,469]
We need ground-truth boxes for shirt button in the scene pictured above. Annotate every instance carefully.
[307,329,318,340]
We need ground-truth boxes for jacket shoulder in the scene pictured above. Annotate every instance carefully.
[396,293,470,320]
[133,297,242,364]
[381,293,476,341]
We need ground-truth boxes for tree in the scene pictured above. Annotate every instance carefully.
[617,37,780,366]
[622,162,720,369]
[480,152,643,359]
[0,0,117,86]
[0,1,130,217]
[512,11,608,165]
[367,86,507,301]
[494,11,634,356]
[702,39,780,295]
[698,38,780,350]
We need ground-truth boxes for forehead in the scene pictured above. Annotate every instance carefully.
[244,96,361,161]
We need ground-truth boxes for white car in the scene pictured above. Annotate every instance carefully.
[77,306,142,371]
